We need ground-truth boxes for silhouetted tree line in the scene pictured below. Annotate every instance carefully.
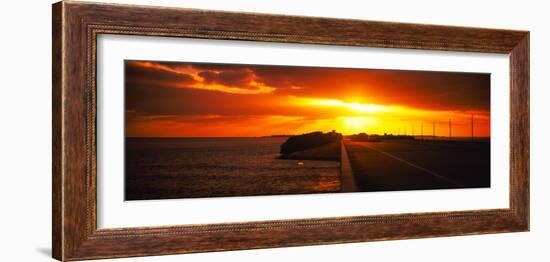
[347,132,414,142]
[280,131,342,155]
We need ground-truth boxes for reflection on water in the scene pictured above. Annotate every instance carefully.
[125,137,341,200]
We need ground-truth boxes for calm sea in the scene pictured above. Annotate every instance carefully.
[125,137,341,200]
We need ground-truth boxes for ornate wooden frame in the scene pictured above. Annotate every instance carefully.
[52,1,530,261]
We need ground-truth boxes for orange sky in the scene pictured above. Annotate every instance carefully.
[125,60,490,137]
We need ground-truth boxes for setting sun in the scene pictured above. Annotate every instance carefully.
[340,117,377,134]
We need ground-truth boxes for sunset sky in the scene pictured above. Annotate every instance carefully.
[125,60,490,137]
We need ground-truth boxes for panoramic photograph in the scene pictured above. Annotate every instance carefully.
[124,60,491,201]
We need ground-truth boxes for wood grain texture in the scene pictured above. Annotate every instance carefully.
[509,35,530,226]
[52,2,63,259]
[52,1,530,261]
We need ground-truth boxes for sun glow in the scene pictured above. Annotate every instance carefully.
[302,98,394,114]
[339,117,378,134]
[282,96,491,136]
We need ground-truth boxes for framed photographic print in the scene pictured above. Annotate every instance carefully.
[52,1,529,261]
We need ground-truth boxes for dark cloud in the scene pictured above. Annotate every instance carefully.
[125,83,347,119]
[198,69,253,88]
[250,66,490,111]
[125,61,196,88]
[125,60,490,115]
[126,84,272,116]
[182,62,249,72]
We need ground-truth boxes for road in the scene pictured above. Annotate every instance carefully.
[340,140,359,192]
[343,140,490,192]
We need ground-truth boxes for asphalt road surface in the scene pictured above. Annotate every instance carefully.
[344,140,490,192]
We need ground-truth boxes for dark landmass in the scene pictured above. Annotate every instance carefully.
[262,134,293,138]
[280,131,342,155]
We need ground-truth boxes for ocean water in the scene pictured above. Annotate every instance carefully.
[125,137,341,200]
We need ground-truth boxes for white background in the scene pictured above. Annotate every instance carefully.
[98,35,509,228]
[0,0,547,261]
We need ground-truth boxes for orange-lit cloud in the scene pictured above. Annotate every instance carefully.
[127,61,275,94]
[125,60,491,138]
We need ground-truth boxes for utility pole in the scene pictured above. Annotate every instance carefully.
[421,122,424,140]
[412,124,415,137]
[449,118,452,141]
[471,114,474,141]
[433,120,435,139]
